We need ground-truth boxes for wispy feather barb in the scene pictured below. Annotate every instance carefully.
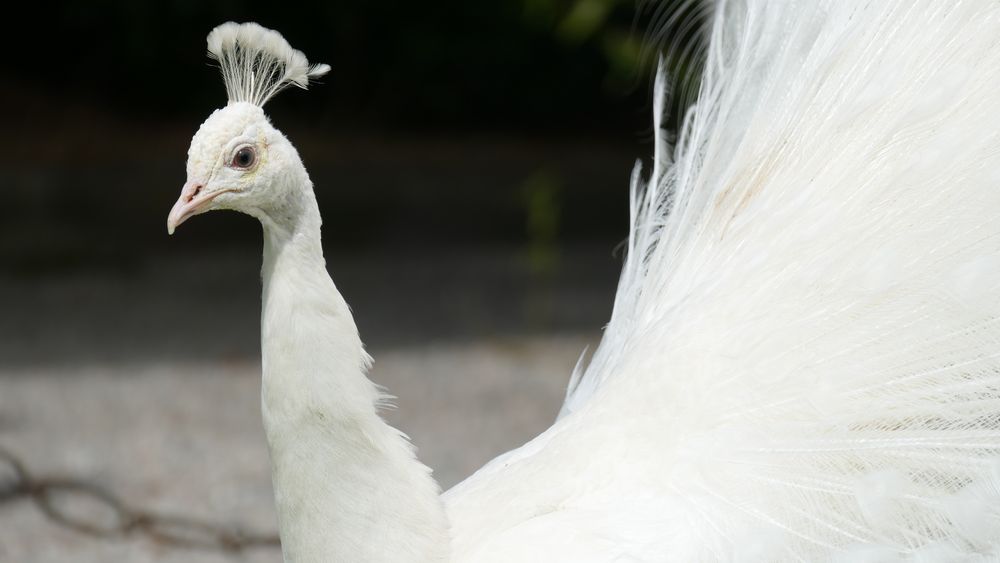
[551,1,1000,557]
[206,22,330,107]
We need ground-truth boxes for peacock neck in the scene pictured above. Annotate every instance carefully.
[258,187,449,562]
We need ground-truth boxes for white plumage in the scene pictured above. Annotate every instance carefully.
[168,3,1000,561]
[206,22,330,107]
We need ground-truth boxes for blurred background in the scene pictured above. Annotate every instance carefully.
[0,1,698,560]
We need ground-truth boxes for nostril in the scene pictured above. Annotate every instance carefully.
[187,184,204,202]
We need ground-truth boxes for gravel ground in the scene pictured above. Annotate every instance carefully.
[0,247,616,562]
[0,337,589,563]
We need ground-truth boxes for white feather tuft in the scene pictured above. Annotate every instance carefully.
[206,22,330,107]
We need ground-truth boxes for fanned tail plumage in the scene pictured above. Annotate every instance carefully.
[560,0,1000,558]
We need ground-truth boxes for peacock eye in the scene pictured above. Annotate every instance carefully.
[231,146,256,169]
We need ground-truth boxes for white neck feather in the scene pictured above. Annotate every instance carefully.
[258,181,448,562]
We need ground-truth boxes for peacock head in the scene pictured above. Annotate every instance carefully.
[167,22,329,234]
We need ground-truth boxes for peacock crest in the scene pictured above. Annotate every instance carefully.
[206,22,330,107]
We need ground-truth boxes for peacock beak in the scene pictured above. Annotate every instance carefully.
[167,180,235,235]
[167,180,206,235]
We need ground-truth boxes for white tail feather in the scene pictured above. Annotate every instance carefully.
[206,22,330,107]
[559,0,1000,557]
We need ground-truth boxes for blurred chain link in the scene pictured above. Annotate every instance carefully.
[0,446,279,552]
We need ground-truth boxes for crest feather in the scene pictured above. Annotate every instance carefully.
[206,22,330,107]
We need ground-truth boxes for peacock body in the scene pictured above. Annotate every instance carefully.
[168,2,1000,561]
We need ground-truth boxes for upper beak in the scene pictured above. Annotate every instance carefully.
[166,181,233,235]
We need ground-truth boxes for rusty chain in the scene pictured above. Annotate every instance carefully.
[0,445,279,552]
